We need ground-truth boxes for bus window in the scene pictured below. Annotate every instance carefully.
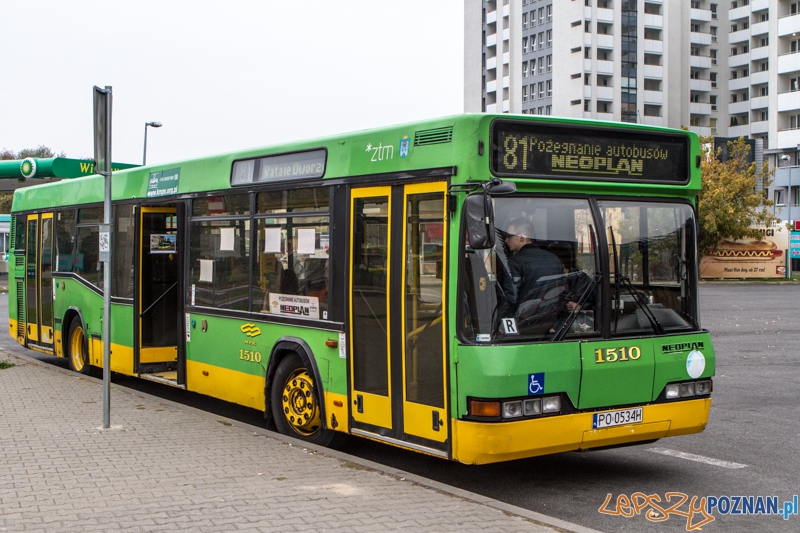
[55,210,76,272]
[189,218,250,311]
[112,204,135,299]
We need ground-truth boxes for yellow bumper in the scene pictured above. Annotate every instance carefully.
[452,398,712,465]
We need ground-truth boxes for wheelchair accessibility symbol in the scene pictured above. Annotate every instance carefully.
[528,372,545,396]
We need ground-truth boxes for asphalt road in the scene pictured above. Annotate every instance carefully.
[3,282,799,532]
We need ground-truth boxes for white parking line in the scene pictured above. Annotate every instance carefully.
[648,448,748,469]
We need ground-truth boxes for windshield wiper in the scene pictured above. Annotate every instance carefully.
[551,272,602,341]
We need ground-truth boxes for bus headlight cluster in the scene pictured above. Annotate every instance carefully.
[501,395,561,419]
[665,379,712,399]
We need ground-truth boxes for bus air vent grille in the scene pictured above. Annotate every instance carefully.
[15,256,24,269]
[16,281,24,336]
[9,218,15,248]
[414,127,453,146]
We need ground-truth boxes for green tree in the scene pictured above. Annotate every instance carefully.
[697,136,777,253]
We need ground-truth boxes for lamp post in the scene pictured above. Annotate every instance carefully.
[143,121,162,165]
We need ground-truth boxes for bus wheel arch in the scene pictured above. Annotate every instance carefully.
[64,311,90,375]
[265,338,333,446]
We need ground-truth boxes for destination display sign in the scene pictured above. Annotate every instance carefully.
[231,149,326,186]
[491,120,689,183]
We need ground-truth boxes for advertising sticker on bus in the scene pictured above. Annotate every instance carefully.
[269,293,319,319]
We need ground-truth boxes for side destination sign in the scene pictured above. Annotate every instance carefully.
[231,149,326,186]
[491,119,690,183]
[147,168,180,197]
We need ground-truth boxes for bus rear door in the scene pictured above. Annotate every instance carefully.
[24,213,54,350]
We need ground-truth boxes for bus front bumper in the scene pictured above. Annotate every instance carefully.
[451,398,711,465]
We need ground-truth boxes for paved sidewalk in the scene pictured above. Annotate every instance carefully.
[0,350,598,533]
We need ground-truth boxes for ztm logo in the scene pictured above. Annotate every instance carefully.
[240,323,261,337]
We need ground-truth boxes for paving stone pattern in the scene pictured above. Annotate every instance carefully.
[0,351,564,533]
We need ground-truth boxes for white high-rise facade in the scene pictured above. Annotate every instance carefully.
[465,0,800,174]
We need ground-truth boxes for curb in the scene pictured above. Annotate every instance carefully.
[0,347,603,533]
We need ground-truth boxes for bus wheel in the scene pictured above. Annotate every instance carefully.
[271,353,334,446]
[67,320,91,375]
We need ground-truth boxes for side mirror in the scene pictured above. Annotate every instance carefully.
[464,193,495,249]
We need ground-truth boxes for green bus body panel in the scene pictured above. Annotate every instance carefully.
[454,343,582,417]
[10,114,702,214]
[579,340,656,409]
[652,333,715,397]
[186,313,346,395]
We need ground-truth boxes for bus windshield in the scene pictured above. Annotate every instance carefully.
[460,196,699,343]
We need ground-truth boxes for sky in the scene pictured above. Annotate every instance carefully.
[1,1,464,166]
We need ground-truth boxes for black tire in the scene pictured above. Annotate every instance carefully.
[66,319,91,375]
[270,353,334,446]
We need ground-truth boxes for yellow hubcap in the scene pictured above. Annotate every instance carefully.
[281,369,321,436]
[70,327,86,372]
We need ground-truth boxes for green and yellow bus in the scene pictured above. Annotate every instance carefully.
[9,114,713,464]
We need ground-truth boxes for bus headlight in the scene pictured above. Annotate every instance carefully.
[542,396,561,413]
[695,380,712,395]
[502,400,523,419]
[664,379,712,399]
[665,383,681,399]
[523,398,542,416]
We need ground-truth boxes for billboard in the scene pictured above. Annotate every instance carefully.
[700,226,788,279]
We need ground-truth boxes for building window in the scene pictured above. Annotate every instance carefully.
[546,5,552,22]
[546,80,552,97]
[644,105,661,117]
[584,99,591,112]
[539,32,545,50]
[538,7,544,25]
[546,55,552,72]
[546,30,552,47]
[585,73,591,85]
[523,12,528,29]
[644,79,661,91]
[523,85,528,102]
[545,105,551,115]
[760,85,768,96]
[711,72,717,87]
[530,83,536,100]
[711,3,718,19]
[791,77,800,92]
[711,95,717,111]
[538,82,544,99]
[585,47,592,59]
[523,37,528,54]
[523,61,528,78]
[539,56,545,74]
[531,34,537,49]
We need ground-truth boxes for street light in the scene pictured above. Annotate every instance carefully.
[143,121,162,165]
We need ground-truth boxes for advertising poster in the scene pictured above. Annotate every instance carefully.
[700,226,788,279]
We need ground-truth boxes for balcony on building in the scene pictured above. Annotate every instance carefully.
[729,77,750,91]
[751,45,769,61]
[486,33,497,47]
[691,31,712,46]
[750,95,769,110]
[596,112,614,121]
[486,57,497,70]
[644,39,663,54]
[729,124,751,138]
[728,51,750,68]
[778,90,800,113]
[597,7,614,24]
[750,0,769,11]
[774,165,800,189]
[776,129,800,149]
[643,64,664,78]
[502,2,509,17]
[644,90,663,104]
[728,5,750,22]
[690,78,712,92]
[486,80,497,93]
[750,21,769,37]
[728,28,751,45]
[690,102,712,115]
[692,126,712,137]
[750,70,769,86]
[778,51,800,75]
[779,12,800,37]
[597,34,614,49]
[750,120,769,135]
[597,60,614,75]
[690,54,711,69]
[729,99,750,115]
[503,75,510,88]
[486,9,497,24]
[643,14,663,28]
[690,7,712,23]
[596,86,614,101]
[642,116,664,127]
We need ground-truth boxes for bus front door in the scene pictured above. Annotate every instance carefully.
[349,182,449,455]
[137,206,180,383]
[24,213,55,349]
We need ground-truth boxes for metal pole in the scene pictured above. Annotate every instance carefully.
[143,123,148,165]
[102,86,113,428]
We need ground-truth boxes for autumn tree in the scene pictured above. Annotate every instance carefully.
[697,136,777,254]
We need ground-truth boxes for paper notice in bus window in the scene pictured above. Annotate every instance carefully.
[199,259,213,282]
[269,293,319,319]
[264,227,281,253]
[297,228,315,254]
[219,227,235,251]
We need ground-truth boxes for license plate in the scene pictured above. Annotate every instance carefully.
[593,407,643,429]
